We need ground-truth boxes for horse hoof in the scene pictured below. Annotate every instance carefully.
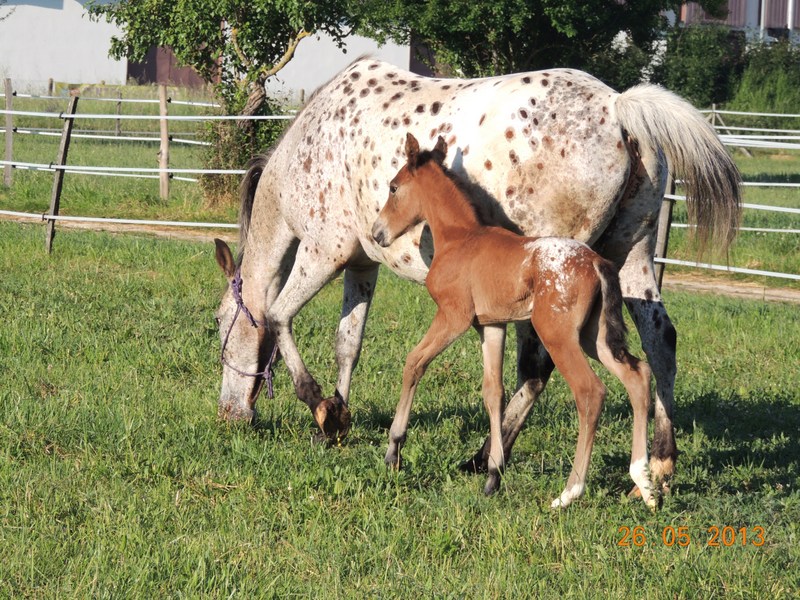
[313,396,352,441]
[483,473,500,496]
[384,453,401,470]
[458,453,488,474]
[218,404,256,424]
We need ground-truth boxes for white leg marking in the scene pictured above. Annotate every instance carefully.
[629,457,657,510]
[550,483,585,509]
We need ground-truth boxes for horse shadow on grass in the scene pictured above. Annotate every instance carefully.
[600,389,800,497]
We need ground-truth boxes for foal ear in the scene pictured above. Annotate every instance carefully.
[432,136,448,165]
[214,238,237,279]
[405,132,420,169]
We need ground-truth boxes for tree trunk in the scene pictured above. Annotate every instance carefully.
[238,80,267,132]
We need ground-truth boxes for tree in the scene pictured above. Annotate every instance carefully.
[87,0,354,119]
[353,0,728,87]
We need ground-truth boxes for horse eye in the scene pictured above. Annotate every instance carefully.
[389,184,398,194]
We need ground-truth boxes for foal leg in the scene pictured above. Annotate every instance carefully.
[477,324,507,495]
[334,265,380,405]
[461,321,555,473]
[386,309,471,468]
[265,239,348,438]
[536,325,606,509]
[580,313,657,510]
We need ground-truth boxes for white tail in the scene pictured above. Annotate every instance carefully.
[615,84,741,251]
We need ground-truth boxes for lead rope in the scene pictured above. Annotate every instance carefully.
[220,268,278,399]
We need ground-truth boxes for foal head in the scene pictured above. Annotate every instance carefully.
[372,133,448,247]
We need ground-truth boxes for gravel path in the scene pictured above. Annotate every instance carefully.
[5,213,799,304]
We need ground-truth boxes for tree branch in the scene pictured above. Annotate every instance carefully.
[258,29,312,82]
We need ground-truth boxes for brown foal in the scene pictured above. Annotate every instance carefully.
[371,133,656,509]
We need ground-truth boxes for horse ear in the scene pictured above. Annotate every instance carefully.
[432,136,448,164]
[405,132,420,170]
[214,238,236,279]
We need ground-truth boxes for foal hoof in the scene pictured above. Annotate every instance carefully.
[313,394,352,442]
[628,485,661,512]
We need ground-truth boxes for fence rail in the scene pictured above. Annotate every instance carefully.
[2,82,798,288]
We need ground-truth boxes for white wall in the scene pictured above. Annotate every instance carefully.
[0,2,408,97]
[264,32,410,102]
[0,0,127,92]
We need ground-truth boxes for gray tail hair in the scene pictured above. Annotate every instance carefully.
[615,84,741,253]
[594,259,633,365]
[238,155,268,261]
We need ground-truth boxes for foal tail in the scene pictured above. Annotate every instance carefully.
[615,84,741,253]
[237,155,268,256]
[594,258,632,365]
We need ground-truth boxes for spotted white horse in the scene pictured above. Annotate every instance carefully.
[214,57,740,493]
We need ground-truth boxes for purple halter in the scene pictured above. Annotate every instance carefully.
[220,268,278,399]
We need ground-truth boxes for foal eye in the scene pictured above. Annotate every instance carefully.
[389,184,398,194]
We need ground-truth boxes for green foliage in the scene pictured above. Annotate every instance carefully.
[200,96,289,205]
[87,0,353,96]
[727,40,800,129]
[653,25,746,107]
[86,0,353,203]
[1,222,799,596]
[353,0,727,86]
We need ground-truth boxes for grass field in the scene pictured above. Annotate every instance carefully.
[1,221,798,597]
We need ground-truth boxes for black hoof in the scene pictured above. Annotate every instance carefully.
[483,472,501,496]
[459,451,488,474]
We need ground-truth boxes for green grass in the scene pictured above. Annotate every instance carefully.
[1,222,798,597]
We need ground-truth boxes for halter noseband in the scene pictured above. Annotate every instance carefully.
[220,268,278,399]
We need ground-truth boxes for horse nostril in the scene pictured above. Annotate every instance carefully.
[371,222,386,246]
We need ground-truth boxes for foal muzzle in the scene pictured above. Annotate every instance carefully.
[371,219,391,247]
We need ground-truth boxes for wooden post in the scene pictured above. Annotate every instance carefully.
[115,90,122,137]
[45,96,79,254]
[4,78,12,186]
[158,83,169,200]
[654,177,675,291]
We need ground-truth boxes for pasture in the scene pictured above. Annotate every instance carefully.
[1,221,798,597]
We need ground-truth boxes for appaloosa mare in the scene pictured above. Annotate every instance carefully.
[213,57,740,491]
[372,134,655,508]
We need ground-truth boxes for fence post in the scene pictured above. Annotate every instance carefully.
[158,83,169,200]
[115,90,122,136]
[3,78,12,186]
[45,95,79,254]
[654,177,675,290]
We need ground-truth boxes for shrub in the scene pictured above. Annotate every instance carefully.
[727,40,800,128]
[653,24,745,107]
[200,89,289,206]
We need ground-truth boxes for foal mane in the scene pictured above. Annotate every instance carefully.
[413,147,483,225]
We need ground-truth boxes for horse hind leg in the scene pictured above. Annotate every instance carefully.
[334,265,380,406]
[618,242,678,494]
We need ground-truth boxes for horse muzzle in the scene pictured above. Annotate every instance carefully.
[371,219,392,247]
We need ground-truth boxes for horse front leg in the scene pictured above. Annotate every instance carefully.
[477,324,507,495]
[461,321,554,473]
[386,309,469,469]
[265,240,349,440]
[334,265,380,405]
